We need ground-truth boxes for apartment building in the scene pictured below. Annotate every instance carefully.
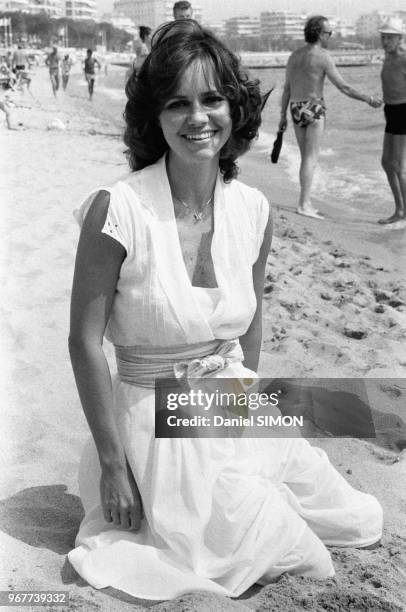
[65,0,96,20]
[112,0,202,29]
[260,11,305,41]
[224,15,260,38]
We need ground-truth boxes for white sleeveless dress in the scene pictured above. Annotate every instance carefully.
[68,156,382,600]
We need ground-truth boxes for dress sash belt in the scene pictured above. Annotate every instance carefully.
[114,339,244,388]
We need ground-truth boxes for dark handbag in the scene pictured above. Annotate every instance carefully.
[271,130,284,164]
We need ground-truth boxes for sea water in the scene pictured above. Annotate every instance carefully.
[91,63,391,216]
[253,64,390,217]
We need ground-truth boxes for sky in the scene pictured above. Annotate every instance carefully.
[199,0,404,23]
[99,0,404,23]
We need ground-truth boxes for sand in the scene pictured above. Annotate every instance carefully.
[0,67,405,611]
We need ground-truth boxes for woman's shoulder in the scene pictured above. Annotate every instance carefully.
[223,177,270,214]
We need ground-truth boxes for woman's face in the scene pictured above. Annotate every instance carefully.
[158,59,232,167]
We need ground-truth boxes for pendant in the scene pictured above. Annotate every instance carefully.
[193,212,203,222]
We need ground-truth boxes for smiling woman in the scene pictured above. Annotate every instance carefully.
[68,18,382,602]
[158,61,233,169]
[124,19,262,182]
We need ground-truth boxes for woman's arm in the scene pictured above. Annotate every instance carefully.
[69,190,142,531]
[239,206,273,372]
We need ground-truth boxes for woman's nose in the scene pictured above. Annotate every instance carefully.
[187,101,208,125]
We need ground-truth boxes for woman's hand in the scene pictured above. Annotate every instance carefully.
[100,462,144,531]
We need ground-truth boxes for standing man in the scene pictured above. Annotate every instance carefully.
[84,49,101,101]
[12,45,28,74]
[279,15,381,219]
[45,46,61,97]
[134,26,152,72]
[378,18,406,225]
[173,1,193,20]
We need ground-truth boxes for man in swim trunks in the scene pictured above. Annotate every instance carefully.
[84,49,101,101]
[290,98,326,128]
[378,18,406,225]
[279,15,381,219]
[12,46,28,73]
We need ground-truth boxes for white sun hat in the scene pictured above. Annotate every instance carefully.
[378,17,404,35]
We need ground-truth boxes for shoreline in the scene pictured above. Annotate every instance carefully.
[1,68,405,611]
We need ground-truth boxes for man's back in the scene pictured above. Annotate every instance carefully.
[287,45,329,100]
[12,48,27,67]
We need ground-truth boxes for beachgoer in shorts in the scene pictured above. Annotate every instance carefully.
[84,49,101,101]
[290,98,326,128]
[45,46,61,97]
[279,16,382,220]
[378,18,406,225]
[12,46,28,73]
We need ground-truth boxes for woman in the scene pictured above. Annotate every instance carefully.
[68,20,382,600]
[61,54,72,91]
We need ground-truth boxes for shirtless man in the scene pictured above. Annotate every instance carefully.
[378,18,406,225]
[279,15,381,219]
[84,49,101,101]
[12,46,28,73]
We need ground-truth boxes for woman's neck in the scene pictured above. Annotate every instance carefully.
[166,153,219,210]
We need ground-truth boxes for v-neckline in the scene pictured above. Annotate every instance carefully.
[164,162,222,291]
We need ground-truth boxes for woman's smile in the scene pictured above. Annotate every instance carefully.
[159,59,232,165]
[182,129,218,142]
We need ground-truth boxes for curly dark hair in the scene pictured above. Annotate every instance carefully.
[304,15,328,44]
[124,20,262,182]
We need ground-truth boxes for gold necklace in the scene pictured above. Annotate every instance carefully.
[174,195,213,223]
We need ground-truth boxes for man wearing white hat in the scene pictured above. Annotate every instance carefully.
[378,17,406,225]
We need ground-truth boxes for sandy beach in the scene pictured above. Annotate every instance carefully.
[1,67,405,611]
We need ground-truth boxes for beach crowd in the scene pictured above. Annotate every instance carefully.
[1,4,405,226]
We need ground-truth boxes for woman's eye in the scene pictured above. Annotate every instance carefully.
[204,95,224,105]
[165,100,188,110]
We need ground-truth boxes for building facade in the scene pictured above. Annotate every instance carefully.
[355,11,390,39]
[65,0,96,20]
[224,16,260,38]
[260,11,305,41]
[0,0,63,16]
[112,0,202,29]
[0,0,29,11]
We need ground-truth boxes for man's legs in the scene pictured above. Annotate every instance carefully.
[294,118,325,218]
[0,100,11,129]
[86,74,95,100]
[50,71,58,97]
[380,133,406,223]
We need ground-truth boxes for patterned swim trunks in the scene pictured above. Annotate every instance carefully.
[290,99,326,127]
